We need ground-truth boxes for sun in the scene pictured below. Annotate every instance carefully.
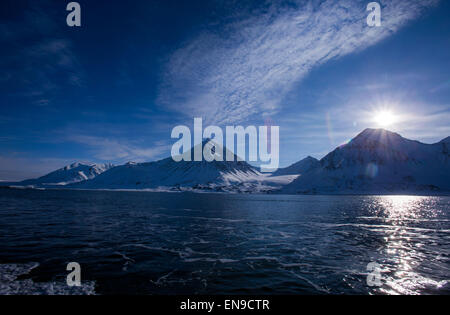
[374,110,397,127]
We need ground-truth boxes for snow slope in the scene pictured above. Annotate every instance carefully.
[281,129,450,194]
[72,140,296,192]
[273,156,320,176]
[18,162,114,187]
[10,129,449,195]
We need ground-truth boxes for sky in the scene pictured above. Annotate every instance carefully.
[0,0,449,180]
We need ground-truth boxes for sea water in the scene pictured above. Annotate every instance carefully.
[0,188,448,295]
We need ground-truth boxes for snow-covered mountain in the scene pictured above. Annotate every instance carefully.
[9,129,449,195]
[281,129,450,194]
[273,156,320,176]
[72,141,296,192]
[18,162,114,187]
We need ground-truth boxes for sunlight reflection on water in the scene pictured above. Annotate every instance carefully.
[368,196,448,295]
[1,190,448,295]
[372,196,440,220]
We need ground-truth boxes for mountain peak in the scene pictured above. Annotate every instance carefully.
[64,162,93,171]
[273,155,320,176]
[439,136,450,144]
[357,128,400,138]
[172,138,244,163]
[283,128,450,194]
[304,156,318,161]
[350,128,405,146]
[63,162,114,172]
[20,162,114,186]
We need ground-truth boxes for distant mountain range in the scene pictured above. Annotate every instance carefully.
[4,129,450,195]
[6,140,295,193]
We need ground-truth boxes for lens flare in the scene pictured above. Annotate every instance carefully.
[374,110,397,127]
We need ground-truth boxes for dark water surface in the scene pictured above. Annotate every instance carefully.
[0,188,449,295]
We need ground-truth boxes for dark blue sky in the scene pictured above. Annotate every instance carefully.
[1,0,449,180]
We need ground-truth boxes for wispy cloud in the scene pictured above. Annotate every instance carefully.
[0,131,171,181]
[0,134,170,181]
[158,0,439,125]
[0,155,81,181]
[65,134,169,163]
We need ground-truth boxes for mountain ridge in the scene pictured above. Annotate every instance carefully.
[18,162,114,187]
[273,156,320,176]
[69,139,294,193]
[4,129,450,195]
[281,129,450,194]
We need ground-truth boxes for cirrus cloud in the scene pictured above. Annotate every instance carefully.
[158,0,439,125]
